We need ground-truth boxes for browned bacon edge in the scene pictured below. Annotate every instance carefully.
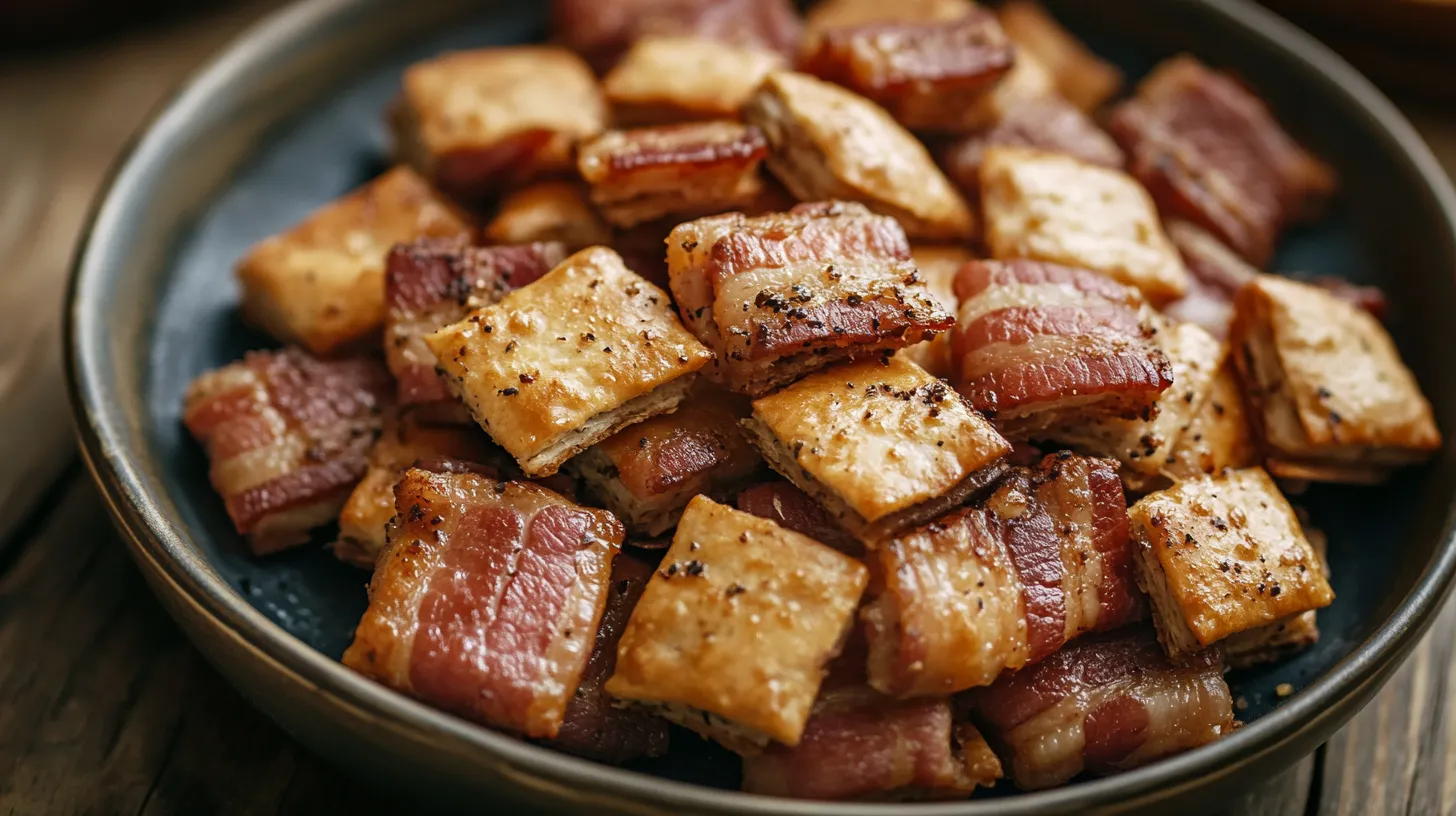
[801,10,1015,98]
[585,122,768,177]
[965,626,1234,790]
[548,550,670,762]
[736,479,860,553]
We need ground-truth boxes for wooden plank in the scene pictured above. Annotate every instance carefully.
[0,475,385,815]
[1316,592,1456,816]
[0,0,280,549]
[1222,755,1315,816]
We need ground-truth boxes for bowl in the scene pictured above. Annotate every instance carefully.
[66,0,1456,812]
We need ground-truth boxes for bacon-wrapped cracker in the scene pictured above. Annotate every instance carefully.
[602,37,785,125]
[577,121,770,228]
[900,246,971,378]
[1129,467,1334,663]
[950,259,1172,439]
[384,238,566,405]
[390,47,604,202]
[741,685,1001,800]
[334,409,502,568]
[236,168,472,356]
[483,182,612,251]
[183,349,392,555]
[736,479,860,553]
[996,0,1122,112]
[745,71,976,241]
[667,201,953,397]
[742,356,1011,546]
[863,453,1145,697]
[1054,322,1225,493]
[425,247,713,477]
[567,387,762,536]
[605,496,868,752]
[549,551,671,762]
[799,8,1016,134]
[1231,275,1441,483]
[343,470,621,738]
[940,96,1123,198]
[1160,354,1258,482]
[967,627,1235,790]
[551,0,801,73]
[981,146,1190,305]
[1109,56,1337,266]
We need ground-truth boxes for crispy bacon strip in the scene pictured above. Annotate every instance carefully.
[950,259,1171,439]
[549,551,671,762]
[736,479,861,554]
[552,0,801,72]
[966,627,1235,790]
[1109,56,1336,266]
[940,96,1123,197]
[863,453,1145,697]
[568,388,762,536]
[667,201,952,396]
[741,684,1002,800]
[383,238,566,405]
[799,9,1015,133]
[343,470,623,739]
[578,121,769,228]
[182,349,391,555]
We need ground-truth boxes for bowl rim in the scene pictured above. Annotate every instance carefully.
[64,0,1456,812]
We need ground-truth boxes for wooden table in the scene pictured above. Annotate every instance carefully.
[3,3,1455,814]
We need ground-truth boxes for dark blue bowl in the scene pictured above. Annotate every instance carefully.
[66,0,1456,812]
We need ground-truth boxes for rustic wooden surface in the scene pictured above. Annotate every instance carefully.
[2,3,1456,815]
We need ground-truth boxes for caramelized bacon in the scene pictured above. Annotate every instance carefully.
[549,551,671,762]
[1109,56,1337,266]
[741,685,1001,800]
[950,259,1171,438]
[383,238,567,405]
[799,9,1016,133]
[736,479,859,553]
[552,0,801,72]
[667,201,952,396]
[343,470,623,739]
[578,121,769,228]
[863,453,1144,697]
[182,349,391,555]
[568,387,762,536]
[334,409,502,568]
[967,627,1235,790]
[940,96,1123,197]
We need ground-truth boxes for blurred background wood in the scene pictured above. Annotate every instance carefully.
[1262,0,1456,100]
[1,1,1455,814]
